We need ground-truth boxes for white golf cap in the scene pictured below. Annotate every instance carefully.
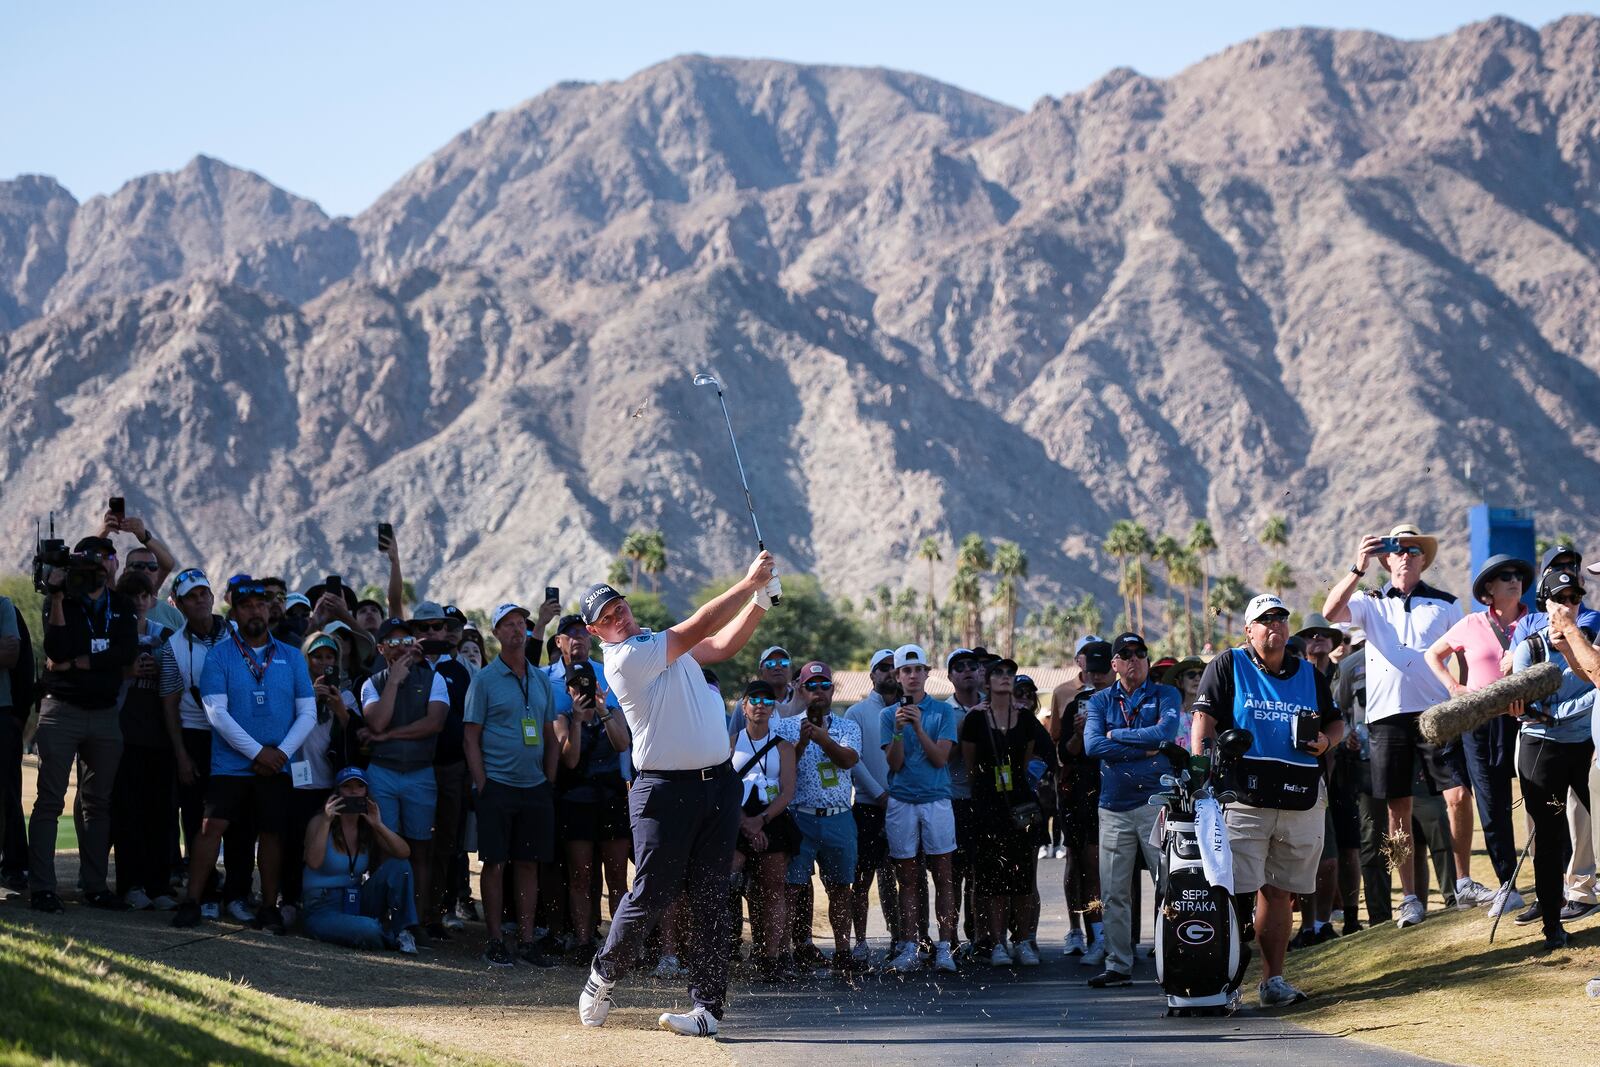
[1245,594,1289,624]
[491,602,532,629]
[173,568,211,599]
[1073,634,1105,655]
[870,648,895,670]
[758,645,790,663]
[894,644,928,670]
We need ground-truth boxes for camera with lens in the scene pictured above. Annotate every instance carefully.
[31,516,101,597]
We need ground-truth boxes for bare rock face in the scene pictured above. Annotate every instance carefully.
[5,19,1600,618]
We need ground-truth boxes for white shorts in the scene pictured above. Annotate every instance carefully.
[1225,782,1327,896]
[885,797,957,860]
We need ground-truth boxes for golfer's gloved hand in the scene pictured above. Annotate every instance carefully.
[755,575,783,610]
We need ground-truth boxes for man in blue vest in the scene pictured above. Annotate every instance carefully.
[1192,594,1343,1007]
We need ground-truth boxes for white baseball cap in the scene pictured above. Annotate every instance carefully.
[491,602,532,629]
[869,648,895,671]
[1245,594,1289,624]
[758,645,790,664]
[893,644,928,670]
[173,568,211,599]
[1073,634,1105,655]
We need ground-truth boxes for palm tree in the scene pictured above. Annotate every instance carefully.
[1119,560,1149,635]
[620,531,650,588]
[873,584,894,636]
[639,529,667,593]
[950,565,982,648]
[1102,520,1143,631]
[1151,534,1183,638]
[1208,575,1250,641]
[605,557,631,589]
[892,588,923,645]
[1072,593,1104,638]
[1187,519,1217,646]
[1536,531,1578,558]
[917,537,943,647]
[1170,551,1204,655]
[1263,559,1297,599]
[955,534,992,648]
[991,541,1028,657]
[1260,515,1289,553]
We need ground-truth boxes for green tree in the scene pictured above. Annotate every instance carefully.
[1187,519,1218,650]
[991,541,1028,658]
[916,537,943,650]
[954,534,992,648]
[1260,515,1289,553]
[605,557,631,589]
[1118,559,1150,636]
[639,529,667,594]
[892,588,923,645]
[620,531,650,588]
[873,584,894,637]
[1536,531,1578,559]
[1264,559,1297,599]
[1170,551,1204,655]
[0,573,45,673]
[1151,534,1183,638]
[1103,520,1153,633]
[1071,593,1104,638]
[691,573,870,686]
[1208,574,1250,641]
[950,565,982,649]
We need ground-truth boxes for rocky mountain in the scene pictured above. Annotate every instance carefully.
[4,16,1600,623]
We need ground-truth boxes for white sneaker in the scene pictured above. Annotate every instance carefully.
[149,894,179,911]
[1063,929,1087,956]
[933,941,957,973]
[1396,895,1425,929]
[124,889,153,911]
[889,942,922,974]
[652,954,683,980]
[1258,974,1308,1007]
[1016,940,1041,967]
[200,902,221,921]
[579,966,616,1027]
[397,930,418,955]
[1053,846,1068,859]
[989,942,1013,967]
[1489,884,1525,918]
[1037,845,1051,860]
[226,900,256,924]
[1455,877,1497,910]
[1588,976,1600,999]
[658,1005,718,1037]
[1081,937,1107,968]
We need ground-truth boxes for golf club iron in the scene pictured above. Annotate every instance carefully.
[693,371,781,605]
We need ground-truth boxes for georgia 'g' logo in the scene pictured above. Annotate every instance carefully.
[1177,920,1215,945]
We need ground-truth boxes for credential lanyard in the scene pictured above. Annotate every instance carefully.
[230,627,275,686]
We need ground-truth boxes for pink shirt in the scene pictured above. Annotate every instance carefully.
[1438,609,1524,691]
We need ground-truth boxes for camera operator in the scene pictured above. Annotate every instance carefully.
[28,535,138,913]
[1192,595,1342,1008]
[555,660,632,965]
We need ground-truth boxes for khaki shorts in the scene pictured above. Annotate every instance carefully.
[1225,781,1327,895]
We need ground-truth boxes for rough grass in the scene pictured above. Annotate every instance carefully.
[1262,906,1600,1066]
[0,918,490,1066]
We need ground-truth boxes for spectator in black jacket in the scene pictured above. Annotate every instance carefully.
[0,593,28,893]
[411,600,474,940]
[29,535,138,913]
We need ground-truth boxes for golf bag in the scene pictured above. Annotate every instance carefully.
[1150,733,1253,1016]
[1155,814,1248,1014]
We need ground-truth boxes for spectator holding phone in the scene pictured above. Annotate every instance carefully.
[111,571,178,910]
[280,632,355,919]
[301,766,420,953]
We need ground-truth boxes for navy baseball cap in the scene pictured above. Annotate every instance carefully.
[579,583,625,625]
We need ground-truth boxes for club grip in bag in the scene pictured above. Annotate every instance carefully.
[765,575,782,606]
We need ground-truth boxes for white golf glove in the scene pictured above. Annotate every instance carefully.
[755,575,783,610]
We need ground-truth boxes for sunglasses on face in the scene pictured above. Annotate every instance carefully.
[413,621,449,633]
[1551,593,1584,606]
[747,697,776,709]
[761,657,791,670]
[1487,570,1521,584]
[126,561,160,573]
[1256,613,1290,626]
[949,660,980,673]
[1114,648,1148,661]
[382,636,415,647]
[803,679,833,691]
[1390,545,1425,558]
[1179,670,1202,682]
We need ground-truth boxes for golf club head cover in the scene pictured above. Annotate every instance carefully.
[1417,661,1562,745]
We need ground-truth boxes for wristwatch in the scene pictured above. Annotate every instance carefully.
[1349,566,1365,577]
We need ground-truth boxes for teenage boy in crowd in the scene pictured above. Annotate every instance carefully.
[773,661,861,976]
[30,535,138,913]
[881,644,961,975]
[1083,632,1181,987]
[173,577,316,931]
[1193,596,1342,1007]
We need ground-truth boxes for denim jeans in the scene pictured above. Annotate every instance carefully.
[302,857,419,950]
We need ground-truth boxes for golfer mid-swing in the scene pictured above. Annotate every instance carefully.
[577,551,777,1036]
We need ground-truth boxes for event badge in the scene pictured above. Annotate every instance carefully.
[817,760,840,789]
[521,718,541,746]
[290,761,312,788]
[764,782,778,802]
[254,690,266,707]
[90,638,110,654]
[340,886,361,915]
[995,763,1013,791]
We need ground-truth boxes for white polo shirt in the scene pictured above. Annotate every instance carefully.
[602,628,729,772]
[1345,582,1463,723]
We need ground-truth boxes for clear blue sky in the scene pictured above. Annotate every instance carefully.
[4,2,1591,217]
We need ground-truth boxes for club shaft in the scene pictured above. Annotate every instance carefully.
[714,389,764,549]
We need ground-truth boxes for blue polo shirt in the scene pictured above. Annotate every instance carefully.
[878,695,959,804]
[1082,678,1182,812]
[464,656,558,788]
[199,633,313,778]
